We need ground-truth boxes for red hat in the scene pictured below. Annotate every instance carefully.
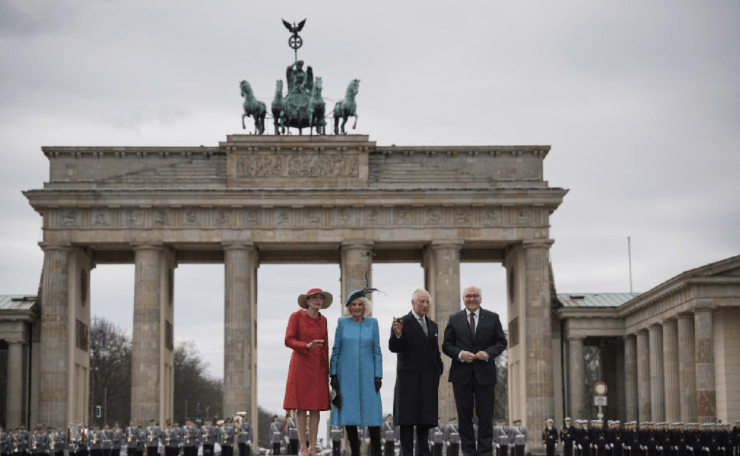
[297,288,333,309]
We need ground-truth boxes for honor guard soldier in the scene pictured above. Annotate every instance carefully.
[578,420,593,456]
[219,419,236,456]
[78,425,90,456]
[494,419,512,456]
[623,422,639,456]
[685,424,700,456]
[29,427,46,456]
[102,425,114,456]
[111,424,123,456]
[286,414,298,456]
[89,426,103,456]
[430,424,444,456]
[125,422,139,456]
[181,422,199,456]
[445,418,460,456]
[513,421,526,456]
[543,419,559,456]
[611,421,624,456]
[593,421,608,456]
[382,416,395,456]
[202,421,216,456]
[732,422,739,456]
[330,425,344,456]
[562,419,576,456]
[144,422,160,456]
[236,414,254,456]
[0,426,9,456]
[163,424,177,456]
[269,416,283,456]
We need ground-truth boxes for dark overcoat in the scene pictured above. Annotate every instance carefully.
[388,311,444,426]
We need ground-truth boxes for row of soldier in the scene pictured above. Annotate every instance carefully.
[321,416,528,456]
[544,419,740,456]
[0,415,254,456]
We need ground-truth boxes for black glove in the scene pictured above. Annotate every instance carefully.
[374,377,382,392]
[330,375,339,391]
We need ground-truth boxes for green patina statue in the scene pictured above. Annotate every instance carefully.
[308,77,326,135]
[334,79,360,135]
[240,80,266,135]
[239,19,360,135]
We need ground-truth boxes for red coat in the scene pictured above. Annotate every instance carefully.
[283,309,331,411]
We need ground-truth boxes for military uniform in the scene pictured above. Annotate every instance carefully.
[111,426,124,456]
[382,419,395,456]
[144,423,161,456]
[237,419,254,456]
[220,422,236,456]
[494,422,512,456]
[269,419,283,456]
[610,421,624,456]
[562,420,576,456]
[124,424,139,456]
[577,421,593,456]
[181,423,200,456]
[30,429,49,456]
[287,417,298,456]
[89,428,104,456]
[0,428,10,456]
[330,426,344,456]
[543,421,559,456]
[513,422,526,456]
[429,426,444,456]
[101,427,114,456]
[444,422,460,456]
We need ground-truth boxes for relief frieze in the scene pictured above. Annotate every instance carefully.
[236,154,359,178]
[48,205,545,230]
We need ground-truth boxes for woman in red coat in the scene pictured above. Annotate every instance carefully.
[283,288,333,456]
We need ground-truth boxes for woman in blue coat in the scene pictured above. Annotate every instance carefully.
[329,289,383,456]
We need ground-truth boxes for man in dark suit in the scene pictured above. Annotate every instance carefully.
[389,289,444,456]
[442,286,507,456]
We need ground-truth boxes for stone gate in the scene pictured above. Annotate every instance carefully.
[23,134,567,448]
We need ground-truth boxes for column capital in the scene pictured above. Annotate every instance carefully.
[430,240,464,250]
[522,239,555,249]
[693,298,715,312]
[661,317,678,326]
[131,242,164,251]
[676,312,694,320]
[341,241,374,250]
[623,334,637,341]
[567,335,584,342]
[222,241,256,251]
[38,242,72,252]
[636,327,649,335]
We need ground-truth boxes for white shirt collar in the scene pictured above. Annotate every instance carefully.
[466,308,480,318]
[411,309,425,321]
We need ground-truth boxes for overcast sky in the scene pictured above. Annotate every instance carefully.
[2,0,739,437]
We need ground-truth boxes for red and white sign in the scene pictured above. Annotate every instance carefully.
[594,382,608,396]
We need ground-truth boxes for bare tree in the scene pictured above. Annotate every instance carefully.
[494,349,508,420]
[173,341,223,423]
[90,317,132,426]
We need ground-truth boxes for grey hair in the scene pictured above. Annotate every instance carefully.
[343,296,373,317]
[462,286,482,299]
[411,288,431,304]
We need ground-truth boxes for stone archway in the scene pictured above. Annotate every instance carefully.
[25,134,566,448]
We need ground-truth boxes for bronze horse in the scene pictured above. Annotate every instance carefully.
[240,80,266,135]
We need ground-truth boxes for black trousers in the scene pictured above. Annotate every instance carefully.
[452,380,495,456]
[333,441,342,456]
[385,441,395,456]
[546,444,556,456]
[515,445,525,456]
[449,443,459,456]
[203,444,215,456]
[564,442,573,456]
[399,426,432,456]
[346,426,381,456]
[238,443,252,456]
[272,443,281,455]
[222,446,234,456]
[146,447,158,456]
[290,439,299,455]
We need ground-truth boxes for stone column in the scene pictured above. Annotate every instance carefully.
[568,336,585,420]
[624,335,638,422]
[131,244,163,424]
[648,324,665,421]
[662,319,680,422]
[522,240,555,450]
[676,314,697,422]
[424,240,463,423]
[636,329,651,422]
[340,242,373,308]
[6,339,25,429]
[223,243,257,419]
[38,243,72,426]
[694,305,716,422]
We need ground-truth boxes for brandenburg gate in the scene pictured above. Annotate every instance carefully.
[23,135,567,447]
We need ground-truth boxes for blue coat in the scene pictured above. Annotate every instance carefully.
[329,317,383,426]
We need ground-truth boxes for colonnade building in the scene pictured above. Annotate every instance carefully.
[556,254,740,424]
